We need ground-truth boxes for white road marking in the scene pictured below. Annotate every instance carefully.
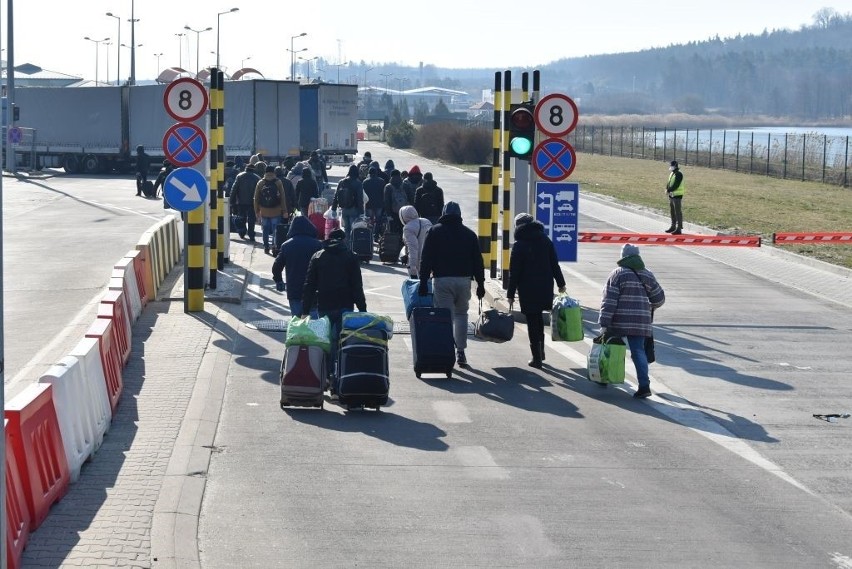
[454,446,509,480]
[495,514,559,557]
[432,400,471,423]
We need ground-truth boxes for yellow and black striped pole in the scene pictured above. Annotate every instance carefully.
[530,70,541,214]
[216,70,225,270]
[208,69,220,288]
[490,72,501,279]
[477,166,492,271]
[501,70,512,286]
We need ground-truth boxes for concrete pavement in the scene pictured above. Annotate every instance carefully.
[19,191,852,567]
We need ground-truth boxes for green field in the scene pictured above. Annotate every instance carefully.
[567,153,852,269]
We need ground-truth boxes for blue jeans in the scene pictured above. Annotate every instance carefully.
[288,299,318,319]
[626,335,650,390]
[260,216,282,250]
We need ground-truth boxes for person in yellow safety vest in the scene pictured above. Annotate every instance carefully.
[665,160,685,234]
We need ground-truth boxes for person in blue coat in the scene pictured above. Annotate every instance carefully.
[271,215,323,318]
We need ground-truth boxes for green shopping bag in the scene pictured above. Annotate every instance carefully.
[285,315,332,352]
[553,305,584,341]
[587,335,627,384]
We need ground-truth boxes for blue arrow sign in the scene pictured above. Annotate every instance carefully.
[164,167,208,212]
[535,181,579,262]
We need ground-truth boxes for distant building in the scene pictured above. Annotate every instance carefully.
[1,62,83,93]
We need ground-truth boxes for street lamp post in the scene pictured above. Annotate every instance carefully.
[289,32,306,80]
[184,25,213,77]
[216,7,239,70]
[154,52,164,76]
[83,36,110,84]
[363,66,374,88]
[379,72,393,94]
[287,48,307,79]
[129,0,138,85]
[299,55,318,81]
[105,12,121,85]
[242,56,251,68]
[332,61,349,84]
[175,33,185,69]
[105,42,112,85]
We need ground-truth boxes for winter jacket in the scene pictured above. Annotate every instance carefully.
[332,165,365,213]
[402,166,423,202]
[302,239,367,314]
[271,216,322,302]
[254,173,289,219]
[419,212,484,287]
[506,220,566,314]
[230,167,260,207]
[414,179,444,222]
[295,169,320,212]
[381,160,395,184]
[399,205,432,278]
[275,171,297,215]
[363,167,386,210]
[383,174,414,217]
[598,254,665,337]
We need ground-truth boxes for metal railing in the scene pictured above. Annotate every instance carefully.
[567,126,851,187]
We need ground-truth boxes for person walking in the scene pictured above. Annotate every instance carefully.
[271,215,323,318]
[302,228,368,393]
[414,172,445,224]
[399,205,432,278]
[295,166,319,216]
[134,145,151,197]
[363,163,386,241]
[598,244,665,399]
[308,150,329,187]
[402,164,423,200]
[665,160,685,234]
[254,164,290,255]
[506,213,567,369]
[382,169,411,235]
[229,161,261,242]
[332,164,365,245]
[418,201,486,368]
[275,165,297,219]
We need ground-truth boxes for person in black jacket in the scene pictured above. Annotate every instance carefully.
[229,163,261,241]
[414,172,444,224]
[506,213,566,368]
[302,228,368,390]
[418,201,486,368]
[272,215,322,318]
[134,145,151,196]
[362,163,386,241]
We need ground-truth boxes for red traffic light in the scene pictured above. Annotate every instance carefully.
[510,106,534,130]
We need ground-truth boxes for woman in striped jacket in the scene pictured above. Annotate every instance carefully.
[599,244,665,399]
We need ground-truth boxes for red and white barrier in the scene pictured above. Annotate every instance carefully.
[772,231,852,245]
[39,356,103,482]
[114,257,143,322]
[5,419,31,569]
[85,318,124,414]
[99,289,131,365]
[68,336,112,439]
[5,383,71,531]
[124,249,150,306]
[580,232,761,247]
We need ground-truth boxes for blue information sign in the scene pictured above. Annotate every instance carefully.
[164,167,209,212]
[535,181,579,262]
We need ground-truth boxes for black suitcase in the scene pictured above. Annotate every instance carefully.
[379,231,402,263]
[337,328,389,410]
[272,222,290,255]
[350,226,373,263]
[410,306,455,378]
[142,180,156,198]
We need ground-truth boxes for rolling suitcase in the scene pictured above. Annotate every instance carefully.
[280,344,326,409]
[350,226,373,263]
[379,230,403,263]
[142,180,156,198]
[272,222,290,255]
[410,306,455,379]
[337,328,389,410]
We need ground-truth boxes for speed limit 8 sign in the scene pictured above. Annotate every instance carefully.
[163,78,209,122]
[534,93,579,138]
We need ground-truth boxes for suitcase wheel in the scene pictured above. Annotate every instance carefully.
[415,371,421,378]
[280,399,288,409]
[446,371,453,379]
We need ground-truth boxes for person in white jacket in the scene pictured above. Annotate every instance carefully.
[399,205,432,278]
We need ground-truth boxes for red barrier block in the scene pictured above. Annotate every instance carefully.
[125,249,150,306]
[5,384,71,532]
[5,419,31,569]
[579,232,761,247]
[772,231,852,245]
[99,289,131,365]
[85,318,124,414]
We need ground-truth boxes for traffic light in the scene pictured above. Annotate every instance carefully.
[12,104,20,122]
[508,102,535,160]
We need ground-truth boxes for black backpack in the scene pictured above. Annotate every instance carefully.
[338,179,356,209]
[258,179,280,208]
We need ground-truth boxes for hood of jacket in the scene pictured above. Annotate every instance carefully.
[384,160,395,171]
[347,164,360,178]
[399,205,419,224]
[288,215,318,239]
[617,254,646,271]
[513,219,546,240]
[262,172,277,182]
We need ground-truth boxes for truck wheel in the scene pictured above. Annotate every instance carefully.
[82,154,101,174]
[62,154,80,174]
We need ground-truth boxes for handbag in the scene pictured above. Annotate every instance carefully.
[587,334,627,384]
[474,300,514,343]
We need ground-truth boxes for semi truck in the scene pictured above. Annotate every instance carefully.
[3,79,357,173]
[299,83,358,164]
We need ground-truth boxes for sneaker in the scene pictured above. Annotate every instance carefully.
[633,388,652,399]
[456,350,468,366]
[664,226,676,233]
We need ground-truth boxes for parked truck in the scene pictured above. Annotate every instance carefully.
[2,79,354,173]
[299,83,358,164]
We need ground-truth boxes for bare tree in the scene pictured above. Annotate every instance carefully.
[812,7,840,28]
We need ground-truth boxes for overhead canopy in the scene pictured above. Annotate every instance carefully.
[156,67,192,84]
[230,67,264,81]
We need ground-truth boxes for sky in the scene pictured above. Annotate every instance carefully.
[1,0,846,84]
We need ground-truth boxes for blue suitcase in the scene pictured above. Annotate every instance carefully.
[410,306,455,379]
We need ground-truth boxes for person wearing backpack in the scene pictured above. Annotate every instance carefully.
[332,164,365,245]
[383,169,412,235]
[230,162,261,241]
[254,164,290,255]
[363,163,386,242]
[414,172,445,224]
